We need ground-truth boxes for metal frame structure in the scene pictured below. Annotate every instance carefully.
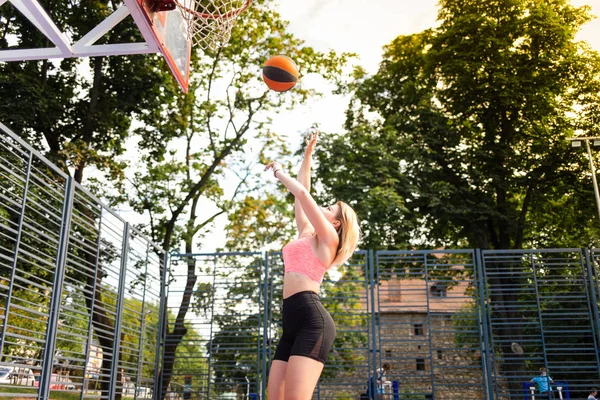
[0,0,192,91]
[0,123,165,399]
[162,248,600,400]
[568,137,600,223]
[0,0,159,62]
[482,248,600,400]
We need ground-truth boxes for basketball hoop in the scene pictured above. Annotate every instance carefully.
[153,0,251,50]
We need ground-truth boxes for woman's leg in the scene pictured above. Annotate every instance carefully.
[267,360,288,400]
[283,355,324,400]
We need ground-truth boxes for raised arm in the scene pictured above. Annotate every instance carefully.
[266,161,339,249]
[295,132,318,236]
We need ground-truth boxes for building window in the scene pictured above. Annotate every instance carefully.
[385,350,392,358]
[414,323,424,336]
[416,358,425,371]
[437,350,443,360]
[430,282,447,297]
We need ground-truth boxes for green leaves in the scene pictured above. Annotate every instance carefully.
[317,0,600,251]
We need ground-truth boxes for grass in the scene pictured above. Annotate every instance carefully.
[0,387,83,400]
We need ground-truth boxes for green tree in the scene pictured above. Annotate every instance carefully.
[316,0,600,395]
[318,0,600,250]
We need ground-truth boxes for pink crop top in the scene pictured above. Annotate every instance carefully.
[282,235,328,284]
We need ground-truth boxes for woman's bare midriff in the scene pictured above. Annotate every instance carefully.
[283,271,321,299]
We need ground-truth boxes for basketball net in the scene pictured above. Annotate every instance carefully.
[173,0,251,50]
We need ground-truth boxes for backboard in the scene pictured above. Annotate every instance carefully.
[125,0,191,92]
[0,0,191,92]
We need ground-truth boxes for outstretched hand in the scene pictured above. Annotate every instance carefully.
[305,131,318,156]
[265,161,283,178]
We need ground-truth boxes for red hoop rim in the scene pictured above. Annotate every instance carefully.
[175,0,251,20]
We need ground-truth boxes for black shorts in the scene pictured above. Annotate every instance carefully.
[273,290,336,364]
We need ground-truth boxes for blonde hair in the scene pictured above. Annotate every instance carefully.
[332,201,360,266]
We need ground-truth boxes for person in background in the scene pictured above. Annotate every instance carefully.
[375,363,392,399]
[530,368,554,398]
[365,363,392,399]
[588,388,598,400]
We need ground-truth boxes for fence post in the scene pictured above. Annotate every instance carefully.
[583,248,600,378]
[155,251,170,399]
[423,253,436,397]
[261,251,269,399]
[80,206,104,394]
[38,176,74,400]
[530,253,550,382]
[368,250,379,397]
[206,257,219,398]
[135,242,151,395]
[108,222,130,399]
[476,249,495,400]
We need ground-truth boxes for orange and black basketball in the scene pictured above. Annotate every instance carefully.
[262,55,299,92]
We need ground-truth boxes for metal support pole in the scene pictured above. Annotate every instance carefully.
[481,250,502,400]
[584,139,600,223]
[155,251,169,400]
[368,250,378,398]
[568,137,600,222]
[531,254,550,387]
[38,176,74,400]
[261,252,269,399]
[423,254,436,398]
[207,257,218,398]
[108,222,130,399]
[583,248,600,378]
[80,207,104,400]
[476,249,495,400]
[135,242,151,396]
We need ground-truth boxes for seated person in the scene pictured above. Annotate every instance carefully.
[366,363,392,399]
[530,368,554,398]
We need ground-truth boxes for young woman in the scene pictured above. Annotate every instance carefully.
[265,132,360,400]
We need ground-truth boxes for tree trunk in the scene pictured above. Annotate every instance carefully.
[74,56,121,399]
[159,254,197,399]
[75,56,103,184]
[159,193,202,399]
[84,265,122,400]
